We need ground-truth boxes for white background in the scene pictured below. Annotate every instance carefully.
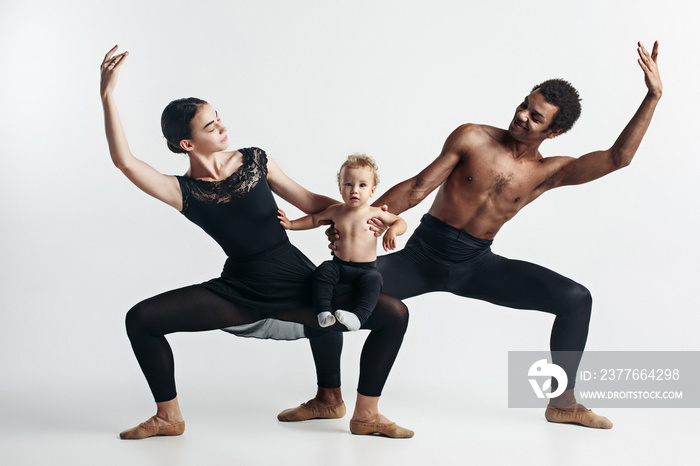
[1,1,698,465]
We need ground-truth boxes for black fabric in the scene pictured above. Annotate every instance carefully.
[313,257,382,326]
[126,286,408,401]
[309,331,343,388]
[209,240,316,316]
[278,292,408,396]
[379,214,591,389]
[176,147,286,260]
[176,148,311,339]
[312,214,592,390]
[125,147,409,401]
[126,285,265,402]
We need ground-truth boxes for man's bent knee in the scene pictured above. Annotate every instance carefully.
[567,283,592,321]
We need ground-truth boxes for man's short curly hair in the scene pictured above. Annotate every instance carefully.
[337,153,379,186]
[532,79,582,134]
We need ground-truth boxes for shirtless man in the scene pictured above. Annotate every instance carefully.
[279,41,661,431]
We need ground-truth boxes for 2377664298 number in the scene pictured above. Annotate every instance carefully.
[597,368,680,381]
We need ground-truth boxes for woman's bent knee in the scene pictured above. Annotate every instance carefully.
[124,301,152,338]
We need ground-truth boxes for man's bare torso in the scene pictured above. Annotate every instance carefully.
[428,124,572,239]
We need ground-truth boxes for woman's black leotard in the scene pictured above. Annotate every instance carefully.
[124,148,408,402]
[176,147,316,336]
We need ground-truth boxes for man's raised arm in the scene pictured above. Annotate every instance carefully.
[372,124,470,214]
[550,41,662,189]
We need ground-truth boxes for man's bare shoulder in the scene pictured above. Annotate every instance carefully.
[452,123,502,138]
[449,123,507,148]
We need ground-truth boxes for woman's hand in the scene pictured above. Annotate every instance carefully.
[99,45,182,211]
[100,45,129,99]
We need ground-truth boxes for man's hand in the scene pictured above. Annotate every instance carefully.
[325,224,339,254]
[638,41,662,98]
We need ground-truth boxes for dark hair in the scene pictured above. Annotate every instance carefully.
[161,97,207,154]
[531,79,581,134]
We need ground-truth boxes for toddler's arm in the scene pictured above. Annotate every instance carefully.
[277,207,335,231]
[374,210,407,251]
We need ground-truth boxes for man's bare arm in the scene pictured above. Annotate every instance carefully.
[371,125,469,214]
[549,41,662,189]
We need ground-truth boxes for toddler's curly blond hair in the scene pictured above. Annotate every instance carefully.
[337,153,379,186]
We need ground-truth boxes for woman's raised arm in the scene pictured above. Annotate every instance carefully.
[101,46,182,210]
[266,156,338,214]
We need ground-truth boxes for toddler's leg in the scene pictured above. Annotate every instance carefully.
[313,261,341,327]
[335,268,382,331]
[334,310,361,331]
[317,311,336,328]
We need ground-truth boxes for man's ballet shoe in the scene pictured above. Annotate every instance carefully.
[545,404,613,429]
[277,401,346,422]
[349,414,414,438]
[119,416,185,439]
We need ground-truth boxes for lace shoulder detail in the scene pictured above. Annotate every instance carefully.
[249,147,268,175]
[177,147,268,211]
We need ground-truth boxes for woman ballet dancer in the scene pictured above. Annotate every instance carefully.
[100,45,413,440]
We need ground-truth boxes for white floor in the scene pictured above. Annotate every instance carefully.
[1,381,696,466]
[2,302,697,466]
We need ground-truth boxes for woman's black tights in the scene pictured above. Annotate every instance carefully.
[125,285,408,402]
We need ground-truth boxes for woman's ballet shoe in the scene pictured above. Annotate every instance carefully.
[119,416,185,439]
[349,413,414,438]
[277,401,347,422]
[545,404,613,429]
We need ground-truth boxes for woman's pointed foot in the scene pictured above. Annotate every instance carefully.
[119,415,185,439]
[349,413,414,438]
